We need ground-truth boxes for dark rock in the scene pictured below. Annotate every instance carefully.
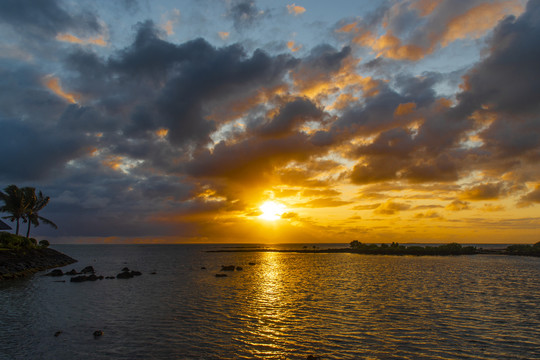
[306,356,320,360]
[116,271,133,279]
[65,269,79,275]
[130,271,142,276]
[200,267,206,270]
[54,331,62,337]
[105,276,115,279]
[87,274,98,281]
[45,269,64,277]
[215,274,227,277]
[235,266,243,271]
[98,275,104,280]
[53,280,65,283]
[221,265,235,271]
[70,275,88,283]
[81,266,95,274]
[121,267,130,272]
[248,262,256,265]
[150,271,157,275]
[93,330,103,337]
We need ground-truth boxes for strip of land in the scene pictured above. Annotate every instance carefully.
[0,248,77,281]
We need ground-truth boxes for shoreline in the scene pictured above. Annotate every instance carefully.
[207,248,515,256]
[0,248,77,281]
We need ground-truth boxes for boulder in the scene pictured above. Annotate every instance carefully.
[93,330,103,337]
[70,275,88,283]
[130,270,142,276]
[236,266,243,271]
[221,265,235,271]
[105,276,115,279]
[116,271,133,279]
[215,274,227,277]
[65,269,79,275]
[248,262,256,265]
[45,269,64,277]
[200,267,206,270]
[54,331,62,337]
[81,266,95,274]
[121,267,130,272]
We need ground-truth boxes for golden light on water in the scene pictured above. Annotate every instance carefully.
[259,201,287,221]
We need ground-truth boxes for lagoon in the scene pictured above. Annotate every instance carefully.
[1,244,539,359]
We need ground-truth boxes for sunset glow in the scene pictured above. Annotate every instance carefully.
[259,201,287,221]
[1,0,539,244]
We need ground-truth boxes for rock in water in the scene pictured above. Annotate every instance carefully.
[45,269,64,277]
[236,266,243,271]
[81,266,95,274]
[215,274,227,277]
[70,275,89,283]
[221,265,235,271]
[116,271,133,279]
[93,330,103,337]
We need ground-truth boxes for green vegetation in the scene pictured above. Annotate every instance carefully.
[505,242,540,257]
[0,231,50,251]
[349,240,477,255]
[0,184,57,238]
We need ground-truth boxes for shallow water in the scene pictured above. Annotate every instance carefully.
[1,244,539,359]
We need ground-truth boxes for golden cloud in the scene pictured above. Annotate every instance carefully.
[287,4,306,15]
[56,33,107,46]
[43,75,80,104]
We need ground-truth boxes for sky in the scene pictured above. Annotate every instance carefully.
[1,0,539,244]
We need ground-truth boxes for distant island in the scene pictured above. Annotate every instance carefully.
[209,241,540,257]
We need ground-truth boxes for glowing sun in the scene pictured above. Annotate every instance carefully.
[259,201,287,221]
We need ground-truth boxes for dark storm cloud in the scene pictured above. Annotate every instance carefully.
[459,183,506,201]
[0,0,102,39]
[227,0,265,29]
[64,21,298,150]
[0,119,91,182]
[457,1,540,117]
[185,133,323,182]
[253,97,323,137]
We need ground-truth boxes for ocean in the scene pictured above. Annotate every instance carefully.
[1,244,539,360]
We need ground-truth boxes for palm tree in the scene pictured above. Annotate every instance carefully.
[23,187,57,239]
[0,185,28,235]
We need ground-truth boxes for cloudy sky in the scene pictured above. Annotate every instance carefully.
[1,0,539,244]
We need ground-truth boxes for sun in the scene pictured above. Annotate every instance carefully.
[259,201,287,221]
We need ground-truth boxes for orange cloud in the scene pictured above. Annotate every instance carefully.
[218,31,230,40]
[43,75,79,104]
[287,4,306,15]
[441,1,524,46]
[368,31,425,61]
[409,0,443,17]
[156,128,169,139]
[287,40,302,52]
[56,33,107,46]
[161,9,181,36]
[103,155,124,170]
[394,102,417,116]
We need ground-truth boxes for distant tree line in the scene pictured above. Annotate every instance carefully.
[505,242,540,257]
[349,240,477,255]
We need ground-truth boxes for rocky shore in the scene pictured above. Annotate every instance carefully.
[0,248,77,281]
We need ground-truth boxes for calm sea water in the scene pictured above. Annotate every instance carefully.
[1,244,539,360]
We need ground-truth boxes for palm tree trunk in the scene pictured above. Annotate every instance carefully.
[26,221,31,239]
[16,218,20,235]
